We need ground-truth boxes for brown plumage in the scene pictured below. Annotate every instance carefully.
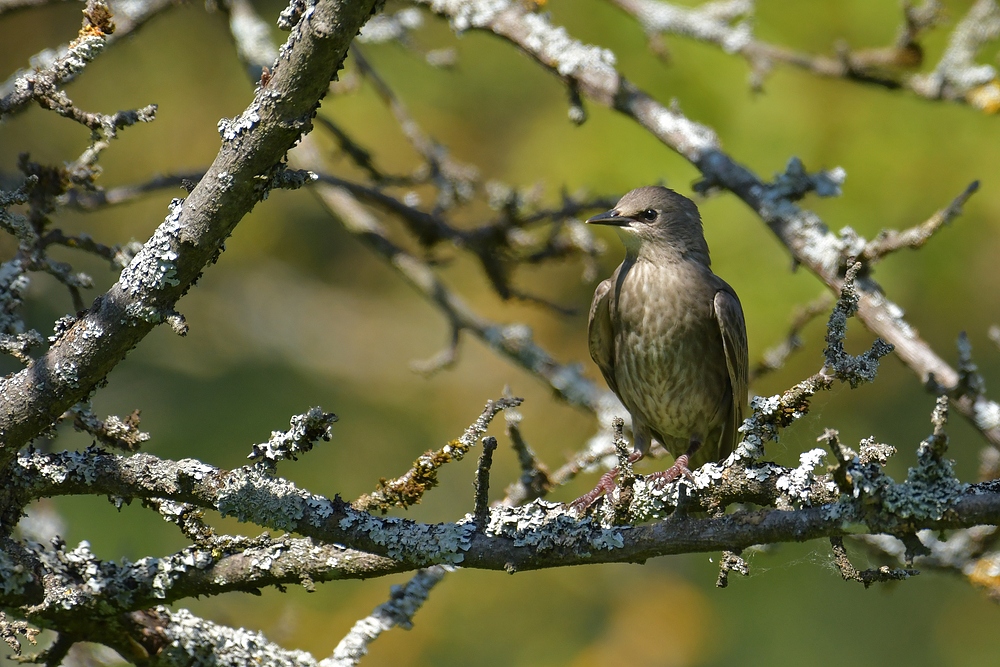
[573,186,748,509]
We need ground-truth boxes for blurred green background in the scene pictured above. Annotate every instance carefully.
[3,0,1000,665]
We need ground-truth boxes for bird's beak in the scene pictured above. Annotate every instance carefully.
[586,209,629,226]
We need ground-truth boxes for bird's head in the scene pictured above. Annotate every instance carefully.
[586,186,710,264]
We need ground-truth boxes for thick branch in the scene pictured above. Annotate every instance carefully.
[9,448,1000,581]
[0,0,381,458]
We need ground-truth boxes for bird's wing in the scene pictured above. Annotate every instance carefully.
[713,286,749,460]
[588,277,619,398]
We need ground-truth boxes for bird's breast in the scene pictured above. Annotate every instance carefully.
[611,260,730,442]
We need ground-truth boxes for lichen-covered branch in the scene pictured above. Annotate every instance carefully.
[0,0,381,457]
[325,566,448,667]
[8,430,998,581]
[124,607,322,667]
[830,536,917,588]
[354,396,520,512]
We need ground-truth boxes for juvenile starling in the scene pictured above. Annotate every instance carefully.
[572,186,748,510]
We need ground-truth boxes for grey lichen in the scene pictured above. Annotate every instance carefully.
[774,448,828,509]
[647,103,720,160]
[118,199,185,320]
[824,262,894,387]
[277,0,311,31]
[153,607,319,667]
[484,500,624,555]
[768,156,846,201]
[520,12,617,77]
[216,465,312,532]
[846,398,967,522]
[247,407,338,465]
[339,507,475,564]
[218,107,262,142]
[0,550,34,597]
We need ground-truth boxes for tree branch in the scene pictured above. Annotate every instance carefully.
[0,0,382,458]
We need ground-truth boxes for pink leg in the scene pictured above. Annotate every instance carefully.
[648,435,702,488]
[647,453,693,488]
[570,450,643,512]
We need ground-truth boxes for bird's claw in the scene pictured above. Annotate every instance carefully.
[647,454,693,490]
[569,467,619,513]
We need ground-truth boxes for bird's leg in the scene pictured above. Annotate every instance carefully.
[569,450,643,512]
[648,435,701,488]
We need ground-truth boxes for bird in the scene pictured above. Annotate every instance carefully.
[571,186,748,511]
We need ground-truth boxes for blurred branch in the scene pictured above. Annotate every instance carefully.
[0,0,173,124]
[294,139,613,413]
[990,325,1000,351]
[749,292,832,384]
[0,0,68,17]
[415,0,1000,448]
[328,566,449,667]
[64,171,202,210]
[859,526,1000,599]
[221,0,610,313]
[352,45,479,212]
[612,0,1000,113]
[220,0,279,81]
[911,0,1000,112]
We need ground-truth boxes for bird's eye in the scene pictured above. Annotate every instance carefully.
[641,209,657,221]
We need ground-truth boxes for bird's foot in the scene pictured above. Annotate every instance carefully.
[569,468,619,513]
[647,454,694,489]
[569,451,643,513]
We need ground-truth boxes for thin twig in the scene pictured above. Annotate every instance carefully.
[863,181,979,264]
[474,436,499,529]
[750,292,833,383]
[830,536,918,588]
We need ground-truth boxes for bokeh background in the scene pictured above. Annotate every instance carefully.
[3,0,1000,665]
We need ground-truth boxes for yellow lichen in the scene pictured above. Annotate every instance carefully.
[967,80,1000,114]
[966,554,1000,598]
